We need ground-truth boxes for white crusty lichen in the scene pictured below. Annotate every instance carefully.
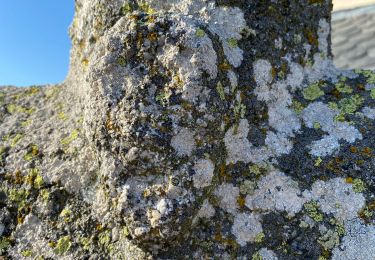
[306,178,365,222]
[302,102,362,157]
[258,248,279,260]
[245,171,307,216]
[224,119,271,165]
[362,106,375,119]
[214,183,240,214]
[194,199,216,223]
[171,128,196,156]
[231,213,263,246]
[192,159,215,189]
[265,131,293,156]
[158,18,218,103]
[206,6,246,67]
[9,214,57,259]
[253,59,273,89]
[332,219,375,260]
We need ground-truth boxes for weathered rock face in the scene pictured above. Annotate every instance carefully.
[1,0,375,259]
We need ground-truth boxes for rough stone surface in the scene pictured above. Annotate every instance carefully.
[1,0,375,259]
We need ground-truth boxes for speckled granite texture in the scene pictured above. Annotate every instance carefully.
[1,1,375,259]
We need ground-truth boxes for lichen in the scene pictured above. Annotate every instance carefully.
[0,237,11,255]
[60,129,79,146]
[54,236,71,255]
[303,82,324,100]
[352,178,366,193]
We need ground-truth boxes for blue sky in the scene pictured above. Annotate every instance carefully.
[0,1,74,86]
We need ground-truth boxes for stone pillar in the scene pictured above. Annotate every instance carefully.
[2,0,375,259]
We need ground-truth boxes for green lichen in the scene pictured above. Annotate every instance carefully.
[338,94,364,114]
[304,201,324,222]
[290,100,305,114]
[60,208,72,222]
[254,232,265,243]
[233,102,246,119]
[122,3,133,14]
[61,130,79,146]
[302,82,324,101]
[26,168,44,189]
[21,119,32,127]
[0,237,11,255]
[40,189,49,201]
[352,178,366,193]
[138,3,154,14]
[117,56,126,67]
[155,90,172,106]
[58,112,68,121]
[252,251,262,260]
[196,28,205,37]
[249,164,262,176]
[0,146,6,156]
[371,89,375,99]
[357,69,375,84]
[80,237,91,251]
[21,250,33,257]
[98,230,111,245]
[216,81,225,101]
[314,157,323,167]
[11,133,23,147]
[240,180,256,195]
[328,102,339,111]
[54,236,71,255]
[8,188,29,211]
[313,122,321,129]
[227,38,238,48]
[6,104,34,115]
[335,82,353,94]
[318,230,340,250]
[24,144,39,161]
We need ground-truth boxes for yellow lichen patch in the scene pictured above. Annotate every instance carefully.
[24,144,39,161]
[61,129,79,146]
[314,157,323,167]
[196,28,205,37]
[6,104,35,115]
[10,134,23,147]
[58,112,68,121]
[21,119,32,127]
[26,168,44,189]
